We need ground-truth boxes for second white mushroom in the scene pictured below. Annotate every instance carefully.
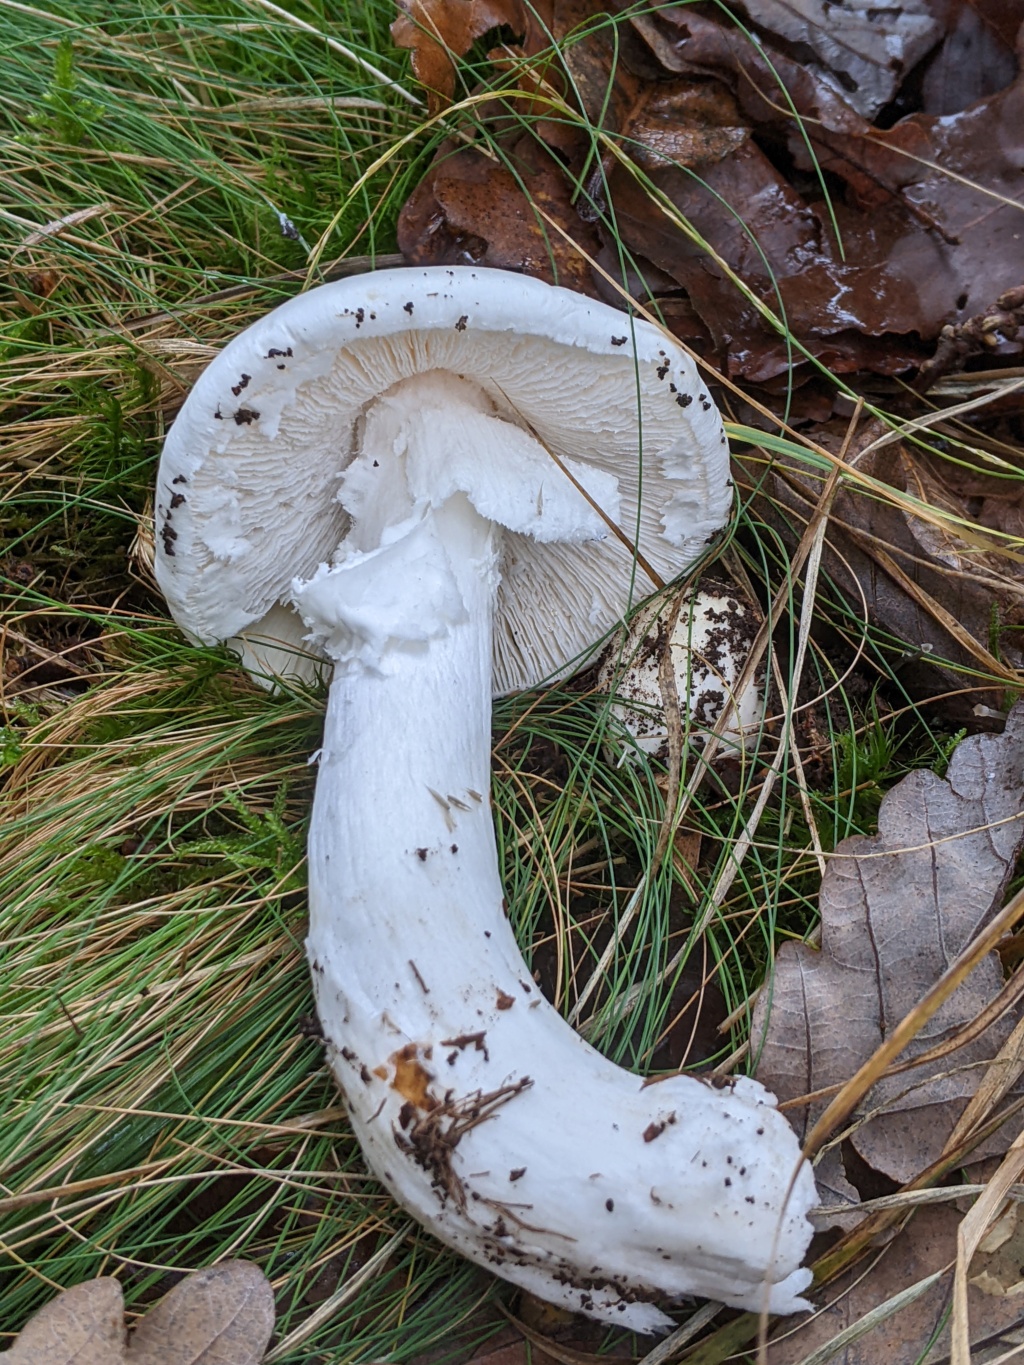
[598,580,767,767]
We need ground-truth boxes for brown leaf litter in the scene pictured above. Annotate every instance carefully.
[0,1262,274,1365]
[391,0,531,115]
[396,1,1024,385]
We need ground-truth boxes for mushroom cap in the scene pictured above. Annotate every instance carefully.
[155,266,731,694]
[598,580,766,764]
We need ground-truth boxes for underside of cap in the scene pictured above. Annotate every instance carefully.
[155,266,731,694]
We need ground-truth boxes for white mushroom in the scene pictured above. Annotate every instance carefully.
[154,266,815,1332]
[598,580,766,766]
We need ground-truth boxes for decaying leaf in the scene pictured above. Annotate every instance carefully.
[619,6,1024,380]
[727,0,943,119]
[0,1262,275,1365]
[752,705,1024,1191]
[0,1277,124,1364]
[125,1263,275,1365]
[971,1197,1024,1296]
[398,135,602,293]
[765,1203,1024,1364]
[921,1,1022,115]
[621,84,749,175]
[390,0,530,113]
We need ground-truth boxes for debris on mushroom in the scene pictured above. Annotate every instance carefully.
[153,266,816,1332]
[598,578,766,767]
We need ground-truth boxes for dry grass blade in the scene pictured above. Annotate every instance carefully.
[5,4,1023,1361]
[566,589,684,1027]
[636,1301,722,1365]
[813,1185,1024,1218]
[951,1133,1024,1365]
[629,458,848,1034]
[494,1306,633,1365]
[841,526,1022,685]
[262,1224,410,1362]
[947,1013,1024,1154]
[776,958,1024,1114]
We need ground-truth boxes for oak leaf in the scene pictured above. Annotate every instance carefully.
[0,1262,274,1365]
[752,705,1024,1190]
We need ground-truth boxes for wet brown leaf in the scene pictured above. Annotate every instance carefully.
[921,2,1021,115]
[729,0,943,119]
[391,0,531,113]
[397,1,1024,384]
[398,135,602,293]
[752,705,1024,1188]
[0,1263,275,1365]
[765,1203,1024,1365]
[619,6,1024,380]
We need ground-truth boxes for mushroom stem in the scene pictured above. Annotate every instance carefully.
[297,491,814,1332]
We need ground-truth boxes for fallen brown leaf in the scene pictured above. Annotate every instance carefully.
[920,1,1022,115]
[725,0,943,119]
[620,6,1024,380]
[0,1277,124,1364]
[752,704,1024,1190]
[0,1263,275,1365]
[126,1263,274,1365]
[765,1203,1024,1365]
[970,1197,1024,1296]
[398,133,602,293]
[391,0,531,113]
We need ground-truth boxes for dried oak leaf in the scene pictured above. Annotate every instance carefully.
[0,1278,123,1364]
[391,0,531,112]
[0,1262,274,1365]
[752,705,1024,1190]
